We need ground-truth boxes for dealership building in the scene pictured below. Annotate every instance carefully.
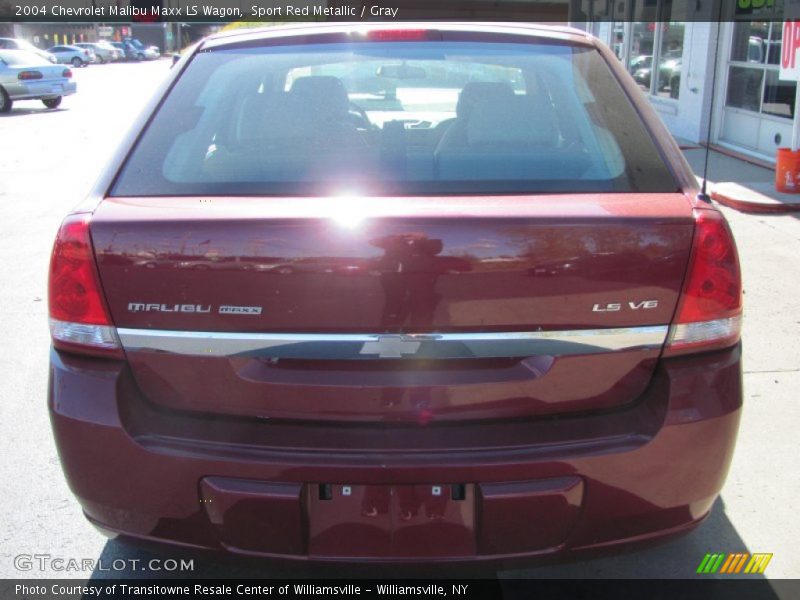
[583,2,793,164]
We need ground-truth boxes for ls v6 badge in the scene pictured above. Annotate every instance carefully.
[592,300,659,312]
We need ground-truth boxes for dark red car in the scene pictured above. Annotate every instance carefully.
[48,23,742,563]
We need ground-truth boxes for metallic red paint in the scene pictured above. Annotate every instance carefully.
[89,194,694,422]
[48,344,742,562]
[48,23,743,564]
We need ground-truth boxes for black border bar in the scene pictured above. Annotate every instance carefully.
[0,0,790,23]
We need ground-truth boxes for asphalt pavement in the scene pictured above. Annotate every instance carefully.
[0,61,798,584]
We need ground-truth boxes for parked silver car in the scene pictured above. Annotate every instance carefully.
[125,38,160,60]
[46,44,93,68]
[0,38,56,63]
[144,45,161,59]
[75,42,120,64]
[0,50,76,112]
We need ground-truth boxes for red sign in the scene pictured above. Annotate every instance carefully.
[780,20,800,79]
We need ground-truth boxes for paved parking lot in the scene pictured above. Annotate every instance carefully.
[0,60,798,583]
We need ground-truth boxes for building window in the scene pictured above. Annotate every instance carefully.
[726,20,795,119]
[658,22,684,99]
[617,0,685,101]
[612,22,625,60]
[628,22,657,92]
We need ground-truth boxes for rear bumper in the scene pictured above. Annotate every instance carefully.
[49,345,742,564]
[8,80,76,100]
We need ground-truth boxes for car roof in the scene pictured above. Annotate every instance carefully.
[0,48,40,54]
[0,48,49,61]
[1,38,33,45]
[201,22,594,51]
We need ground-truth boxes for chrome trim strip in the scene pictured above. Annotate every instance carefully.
[117,326,668,360]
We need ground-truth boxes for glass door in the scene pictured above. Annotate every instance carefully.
[718,20,795,158]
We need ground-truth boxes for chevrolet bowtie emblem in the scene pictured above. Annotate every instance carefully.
[359,335,436,358]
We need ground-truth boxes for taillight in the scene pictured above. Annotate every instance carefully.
[18,70,43,80]
[62,69,72,78]
[665,209,742,356]
[48,214,122,358]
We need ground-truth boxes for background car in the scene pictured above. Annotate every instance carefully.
[0,37,56,63]
[633,54,681,92]
[658,53,681,91]
[0,50,76,112]
[98,40,124,61]
[124,38,160,60]
[628,54,652,75]
[75,42,119,64]
[110,41,133,61]
[46,45,93,68]
[110,40,145,61]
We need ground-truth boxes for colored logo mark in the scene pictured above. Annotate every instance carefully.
[697,553,773,574]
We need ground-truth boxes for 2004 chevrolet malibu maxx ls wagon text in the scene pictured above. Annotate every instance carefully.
[48,23,743,563]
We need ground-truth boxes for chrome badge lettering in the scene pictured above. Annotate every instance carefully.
[628,300,659,310]
[593,300,658,312]
[219,305,262,315]
[128,303,211,313]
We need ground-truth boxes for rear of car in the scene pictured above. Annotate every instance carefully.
[110,42,127,60]
[48,45,91,67]
[83,46,96,64]
[0,50,76,112]
[123,38,150,61]
[112,41,138,61]
[96,41,123,62]
[77,43,109,63]
[48,24,742,563]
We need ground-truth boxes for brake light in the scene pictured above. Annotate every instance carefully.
[48,214,122,358]
[18,70,43,80]
[366,29,435,41]
[665,209,742,356]
[62,69,72,78]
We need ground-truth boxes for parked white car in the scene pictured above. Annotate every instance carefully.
[75,42,120,64]
[0,38,56,63]
[0,50,76,113]
[46,44,93,67]
[125,38,160,60]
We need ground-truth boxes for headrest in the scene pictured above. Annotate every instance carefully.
[289,76,349,119]
[236,92,275,142]
[467,94,556,146]
[456,82,516,120]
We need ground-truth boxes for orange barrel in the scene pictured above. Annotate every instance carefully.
[775,147,800,193]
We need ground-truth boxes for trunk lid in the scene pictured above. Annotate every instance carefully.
[91,193,693,423]
[13,63,67,81]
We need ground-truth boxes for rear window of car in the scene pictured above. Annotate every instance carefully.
[111,39,678,196]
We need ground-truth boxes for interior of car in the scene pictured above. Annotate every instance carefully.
[115,43,678,196]
[202,71,595,184]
